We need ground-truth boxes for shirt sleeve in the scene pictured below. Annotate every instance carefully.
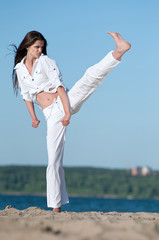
[16,70,33,102]
[41,55,66,92]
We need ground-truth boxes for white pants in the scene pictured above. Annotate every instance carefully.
[43,51,120,208]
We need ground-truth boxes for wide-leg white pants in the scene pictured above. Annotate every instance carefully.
[43,51,120,208]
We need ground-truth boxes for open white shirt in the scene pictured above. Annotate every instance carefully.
[14,54,66,102]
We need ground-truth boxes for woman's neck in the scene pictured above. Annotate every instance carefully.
[24,54,37,76]
[25,54,36,67]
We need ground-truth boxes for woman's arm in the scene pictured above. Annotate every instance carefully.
[24,100,40,128]
[57,86,71,126]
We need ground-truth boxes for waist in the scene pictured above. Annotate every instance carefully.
[42,95,64,120]
[36,91,59,110]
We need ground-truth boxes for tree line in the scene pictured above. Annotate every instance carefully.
[0,166,159,199]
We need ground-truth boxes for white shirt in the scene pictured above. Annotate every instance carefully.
[14,54,66,102]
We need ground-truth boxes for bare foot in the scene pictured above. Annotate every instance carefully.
[107,31,131,61]
[53,207,61,213]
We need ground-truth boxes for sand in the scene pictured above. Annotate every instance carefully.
[0,206,159,240]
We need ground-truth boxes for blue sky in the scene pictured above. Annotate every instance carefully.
[1,0,159,170]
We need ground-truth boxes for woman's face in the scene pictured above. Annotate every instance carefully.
[27,40,44,59]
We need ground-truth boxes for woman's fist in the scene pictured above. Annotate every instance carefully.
[32,119,40,128]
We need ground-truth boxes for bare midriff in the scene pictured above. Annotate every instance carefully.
[36,88,58,109]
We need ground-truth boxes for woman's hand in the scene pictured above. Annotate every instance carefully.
[32,119,40,128]
[61,112,71,126]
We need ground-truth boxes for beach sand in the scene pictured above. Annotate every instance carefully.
[1,206,159,240]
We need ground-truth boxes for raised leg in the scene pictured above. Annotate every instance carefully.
[68,32,131,115]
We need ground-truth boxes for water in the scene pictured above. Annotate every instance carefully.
[1,194,159,212]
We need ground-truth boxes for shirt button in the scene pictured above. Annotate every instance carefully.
[32,79,34,81]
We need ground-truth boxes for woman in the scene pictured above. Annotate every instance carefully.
[12,31,131,212]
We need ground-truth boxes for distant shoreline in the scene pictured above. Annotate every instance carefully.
[0,192,122,198]
[1,166,159,199]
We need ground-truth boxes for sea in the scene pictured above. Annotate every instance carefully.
[1,194,159,212]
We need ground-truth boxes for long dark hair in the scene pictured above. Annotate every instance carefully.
[12,31,47,94]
